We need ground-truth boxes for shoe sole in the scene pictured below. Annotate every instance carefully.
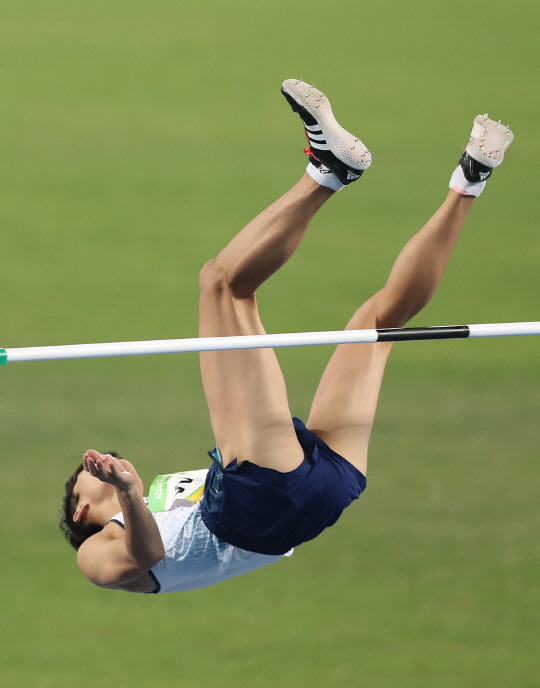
[466,114,514,168]
[281,79,372,171]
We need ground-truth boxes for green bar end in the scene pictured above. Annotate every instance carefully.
[0,349,7,365]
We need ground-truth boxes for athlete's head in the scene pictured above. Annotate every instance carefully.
[59,451,124,551]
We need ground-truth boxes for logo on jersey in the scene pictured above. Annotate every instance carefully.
[148,470,208,512]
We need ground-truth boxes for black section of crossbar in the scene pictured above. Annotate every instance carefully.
[376,325,471,342]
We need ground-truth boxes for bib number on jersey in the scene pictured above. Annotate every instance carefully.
[148,469,208,512]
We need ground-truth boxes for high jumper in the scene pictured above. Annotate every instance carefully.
[59,79,514,594]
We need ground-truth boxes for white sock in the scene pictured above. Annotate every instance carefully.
[306,161,344,192]
[449,165,486,197]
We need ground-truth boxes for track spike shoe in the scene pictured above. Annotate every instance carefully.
[460,114,514,182]
[281,79,371,185]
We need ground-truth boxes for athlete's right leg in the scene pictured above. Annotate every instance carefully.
[306,190,475,476]
[306,115,514,476]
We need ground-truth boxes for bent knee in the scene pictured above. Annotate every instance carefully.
[346,295,380,331]
[199,259,254,300]
[199,259,228,294]
[348,292,411,331]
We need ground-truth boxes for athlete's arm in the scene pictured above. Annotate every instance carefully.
[77,453,165,588]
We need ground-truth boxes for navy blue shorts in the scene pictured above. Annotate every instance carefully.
[199,417,366,555]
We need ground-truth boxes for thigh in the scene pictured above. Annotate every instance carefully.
[198,265,304,472]
[306,295,392,476]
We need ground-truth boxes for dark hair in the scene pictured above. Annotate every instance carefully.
[59,452,124,551]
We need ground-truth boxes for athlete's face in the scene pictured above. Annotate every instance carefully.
[72,457,144,526]
[72,469,118,526]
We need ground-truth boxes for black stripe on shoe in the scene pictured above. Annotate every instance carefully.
[459,151,493,182]
[305,126,330,151]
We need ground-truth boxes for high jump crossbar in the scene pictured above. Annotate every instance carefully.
[0,321,539,365]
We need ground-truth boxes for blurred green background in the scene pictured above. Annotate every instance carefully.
[0,1,539,686]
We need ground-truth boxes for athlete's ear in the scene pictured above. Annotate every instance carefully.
[73,503,89,523]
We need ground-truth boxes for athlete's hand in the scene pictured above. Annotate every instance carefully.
[83,450,137,492]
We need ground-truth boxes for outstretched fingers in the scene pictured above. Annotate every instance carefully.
[83,450,136,491]
[84,450,115,481]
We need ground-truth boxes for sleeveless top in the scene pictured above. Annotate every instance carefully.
[110,469,291,594]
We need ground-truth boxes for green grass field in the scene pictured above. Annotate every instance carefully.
[1,1,539,686]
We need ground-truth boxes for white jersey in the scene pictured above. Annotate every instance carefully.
[110,469,291,594]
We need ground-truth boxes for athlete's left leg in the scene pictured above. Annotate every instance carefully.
[198,79,372,472]
[199,174,334,472]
